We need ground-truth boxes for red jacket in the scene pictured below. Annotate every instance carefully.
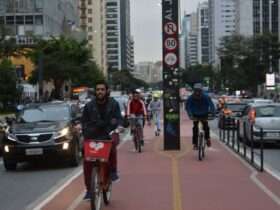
[127,99,147,116]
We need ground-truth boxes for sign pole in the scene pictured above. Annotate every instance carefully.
[162,0,180,150]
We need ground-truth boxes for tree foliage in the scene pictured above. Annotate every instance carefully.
[111,70,148,91]
[0,59,19,110]
[217,33,280,95]
[28,36,104,98]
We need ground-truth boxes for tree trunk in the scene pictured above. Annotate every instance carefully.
[53,79,64,100]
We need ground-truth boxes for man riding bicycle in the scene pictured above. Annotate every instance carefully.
[81,80,122,200]
[127,89,147,146]
[185,83,215,150]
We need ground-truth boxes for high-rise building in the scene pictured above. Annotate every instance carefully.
[209,0,236,64]
[197,1,210,65]
[0,0,79,44]
[80,0,107,76]
[106,0,134,73]
[236,0,254,37]
[181,13,198,67]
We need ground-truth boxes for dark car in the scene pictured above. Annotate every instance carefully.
[218,103,247,129]
[1,102,83,171]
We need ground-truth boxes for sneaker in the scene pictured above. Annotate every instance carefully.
[111,171,120,182]
[206,139,212,147]
[193,144,198,150]
[83,191,91,201]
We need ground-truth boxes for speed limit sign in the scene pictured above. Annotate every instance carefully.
[164,38,177,50]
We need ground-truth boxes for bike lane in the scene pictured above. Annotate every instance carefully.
[39,115,280,210]
[178,116,280,210]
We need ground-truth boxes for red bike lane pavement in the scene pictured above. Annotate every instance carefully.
[41,115,280,210]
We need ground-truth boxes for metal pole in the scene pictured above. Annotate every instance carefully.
[260,128,264,172]
[243,121,247,158]
[232,119,236,149]
[250,124,255,164]
[237,119,240,153]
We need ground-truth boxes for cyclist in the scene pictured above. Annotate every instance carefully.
[127,89,147,146]
[81,80,122,200]
[148,94,162,136]
[185,83,215,150]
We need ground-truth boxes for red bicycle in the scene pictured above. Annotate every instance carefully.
[84,130,120,210]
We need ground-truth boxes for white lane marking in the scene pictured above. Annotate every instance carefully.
[212,132,280,206]
[27,168,83,210]
[28,132,130,210]
[67,191,85,210]
[212,130,280,181]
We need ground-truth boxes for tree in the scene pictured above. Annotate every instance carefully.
[28,36,104,99]
[217,33,280,95]
[111,70,148,91]
[0,24,21,59]
[0,59,19,111]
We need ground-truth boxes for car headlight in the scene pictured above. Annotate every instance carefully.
[54,127,70,139]
[7,133,17,141]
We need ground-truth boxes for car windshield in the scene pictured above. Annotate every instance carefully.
[18,106,70,123]
[226,104,247,112]
[256,106,280,117]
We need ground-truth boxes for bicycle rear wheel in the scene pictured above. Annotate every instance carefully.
[136,126,142,153]
[198,133,204,161]
[90,167,102,210]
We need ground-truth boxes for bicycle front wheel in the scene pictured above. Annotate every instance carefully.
[90,167,102,210]
[103,181,112,205]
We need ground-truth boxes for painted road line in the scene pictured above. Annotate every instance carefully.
[155,138,191,210]
[211,129,280,181]
[26,168,83,210]
[212,132,280,207]
[67,191,85,210]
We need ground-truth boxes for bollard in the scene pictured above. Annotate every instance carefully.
[243,121,247,158]
[237,119,240,153]
[250,124,255,164]
[260,128,264,172]
[232,118,236,148]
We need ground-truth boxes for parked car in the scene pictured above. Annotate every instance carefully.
[1,102,83,171]
[218,102,247,129]
[242,98,273,105]
[239,103,280,145]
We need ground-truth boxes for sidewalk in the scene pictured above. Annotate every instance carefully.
[40,115,280,210]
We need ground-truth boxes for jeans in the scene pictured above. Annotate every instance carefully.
[192,119,210,146]
[83,133,119,191]
[152,111,161,131]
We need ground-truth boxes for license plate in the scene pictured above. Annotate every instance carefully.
[25,148,43,156]
[266,133,280,138]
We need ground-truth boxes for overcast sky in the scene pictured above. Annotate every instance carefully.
[131,0,204,63]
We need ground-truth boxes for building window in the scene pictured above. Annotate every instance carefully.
[25,15,34,24]
[88,17,92,23]
[88,9,92,14]
[6,16,15,24]
[35,15,43,25]
[88,0,92,5]
[16,16,24,24]
[88,35,93,40]
[88,26,93,32]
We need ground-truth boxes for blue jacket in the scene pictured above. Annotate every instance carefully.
[185,93,215,117]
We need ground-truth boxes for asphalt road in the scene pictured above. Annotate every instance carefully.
[209,119,280,178]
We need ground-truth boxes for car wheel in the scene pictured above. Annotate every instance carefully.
[3,159,17,171]
[69,140,81,167]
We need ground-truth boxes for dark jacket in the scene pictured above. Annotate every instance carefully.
[185,93,215,117]
[82,97,122,140]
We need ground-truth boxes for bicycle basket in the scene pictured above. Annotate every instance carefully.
[84,140,112,161]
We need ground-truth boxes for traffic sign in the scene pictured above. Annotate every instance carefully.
[164,22,177,35]
[164,53,177,66]
[164,38,177,50]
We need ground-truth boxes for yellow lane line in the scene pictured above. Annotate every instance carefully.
[154,137,192,210]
